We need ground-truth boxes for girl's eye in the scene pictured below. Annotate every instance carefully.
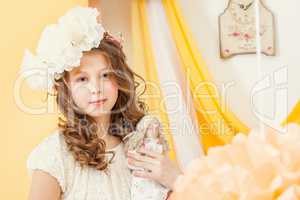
[76,77,88,82]
[101,73,110,79]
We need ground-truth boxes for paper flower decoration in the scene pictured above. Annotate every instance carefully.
[171,124,300,200]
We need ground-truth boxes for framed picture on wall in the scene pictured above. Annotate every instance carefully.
[219,0,276,59]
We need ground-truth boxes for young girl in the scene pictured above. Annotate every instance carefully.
[22,6,181,200]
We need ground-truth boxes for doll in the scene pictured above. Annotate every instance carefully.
[123,115,170,200]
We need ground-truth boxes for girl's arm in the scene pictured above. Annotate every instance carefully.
[28,170,62,200]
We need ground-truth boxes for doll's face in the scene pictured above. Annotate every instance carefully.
[146,122,160,138]
[67,50,119,118]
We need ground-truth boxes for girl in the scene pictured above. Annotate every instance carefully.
[22,6,181,200]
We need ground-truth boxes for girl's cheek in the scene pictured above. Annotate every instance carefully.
[102,81,118,108]
[71,84,91,108]
[104,81,118,97]
[110,78,119,90]
[107,81,118,92]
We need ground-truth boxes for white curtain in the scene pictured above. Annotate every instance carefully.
[146,0,203,168]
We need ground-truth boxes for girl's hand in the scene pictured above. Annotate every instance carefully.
[126,147,182,190]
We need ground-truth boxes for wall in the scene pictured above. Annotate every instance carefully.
[100,0,300,130]
[0,0,87,198]
[177,0,300,130]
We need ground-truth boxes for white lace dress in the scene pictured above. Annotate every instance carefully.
[26,130,132,200]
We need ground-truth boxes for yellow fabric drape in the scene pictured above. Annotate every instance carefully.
[131,0,177,161]
[282,100,300,126]
[162,0,250,152]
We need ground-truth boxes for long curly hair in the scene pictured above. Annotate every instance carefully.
[53,32,148,171]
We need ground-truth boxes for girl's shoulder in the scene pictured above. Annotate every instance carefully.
[26,129,69,192]
[27,130,68,160]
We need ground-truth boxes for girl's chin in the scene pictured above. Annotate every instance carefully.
[86,109,110,117]
[77,102,114,117]
[84,106,112,117]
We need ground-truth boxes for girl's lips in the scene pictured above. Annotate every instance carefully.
[89,99,107,105]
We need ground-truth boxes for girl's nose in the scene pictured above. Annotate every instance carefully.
[91,87,100,95]
[89,78,102,94]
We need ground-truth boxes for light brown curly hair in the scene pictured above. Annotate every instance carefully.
[53,32,148,171]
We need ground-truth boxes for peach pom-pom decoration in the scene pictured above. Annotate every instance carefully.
[170,124,300,200]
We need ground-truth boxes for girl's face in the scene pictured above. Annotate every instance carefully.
[67,50,119,118]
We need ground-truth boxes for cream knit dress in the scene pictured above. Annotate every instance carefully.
[26,130,132,200]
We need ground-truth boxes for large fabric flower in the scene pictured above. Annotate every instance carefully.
[58,6,105,51]
[20,6,105,91]
[20,49,51,90]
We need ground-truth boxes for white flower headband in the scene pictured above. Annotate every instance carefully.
[20,6,107,92]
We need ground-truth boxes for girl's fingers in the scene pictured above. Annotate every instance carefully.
[128,159,155,171]
[127,151,160,164]
[132,170,152,179]
[137,147,163,159]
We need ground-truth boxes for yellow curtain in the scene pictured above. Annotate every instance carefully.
[131,0,177,161]
[282,100,300,126]
[162,0,250,152]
